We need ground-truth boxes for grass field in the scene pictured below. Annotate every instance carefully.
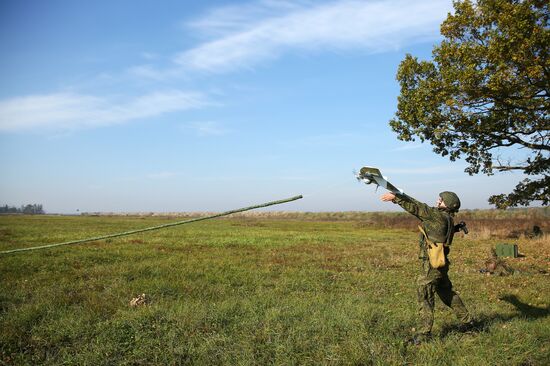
[1,211,549,365]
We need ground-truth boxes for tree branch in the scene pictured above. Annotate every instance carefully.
[493,165,528,171]
[506,134,550,151]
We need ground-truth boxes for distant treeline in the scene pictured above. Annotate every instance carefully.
[0,204,45,214]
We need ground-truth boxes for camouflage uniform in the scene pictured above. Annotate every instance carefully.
[393,193,471,338]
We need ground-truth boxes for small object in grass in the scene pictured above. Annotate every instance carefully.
[407,333,431,346]
[129,293,148,307]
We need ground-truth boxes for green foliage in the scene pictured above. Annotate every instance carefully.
[390,0,549,209]
[1,215,549,365]
[0,204,44,214]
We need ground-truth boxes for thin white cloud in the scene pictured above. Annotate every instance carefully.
[0,90,207,132]
[2,1,453,132]
[173,0,452,73]
[182,121,228,136]
[185,0,309,37]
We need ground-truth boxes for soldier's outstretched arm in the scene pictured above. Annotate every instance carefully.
[380,192,432,220]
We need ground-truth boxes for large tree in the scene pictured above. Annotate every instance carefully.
[390,0,549,208]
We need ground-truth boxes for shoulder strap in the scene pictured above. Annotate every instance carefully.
[444,213,453,245]
[417,225,433,246]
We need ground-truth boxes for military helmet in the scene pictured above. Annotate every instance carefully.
[439,191,461,212]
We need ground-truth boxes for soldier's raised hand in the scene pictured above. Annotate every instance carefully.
[380,192,396,202]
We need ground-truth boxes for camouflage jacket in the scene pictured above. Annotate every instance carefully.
[393,194,455,261]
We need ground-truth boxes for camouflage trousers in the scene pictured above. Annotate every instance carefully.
[416,260,471,335]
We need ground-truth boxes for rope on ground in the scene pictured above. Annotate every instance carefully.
[0,195,303,255]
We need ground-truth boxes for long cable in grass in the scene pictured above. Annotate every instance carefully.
[0,195,303,255]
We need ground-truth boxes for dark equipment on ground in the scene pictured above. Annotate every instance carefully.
[495,243,519,258]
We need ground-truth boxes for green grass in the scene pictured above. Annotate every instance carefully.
[1,214,549,365]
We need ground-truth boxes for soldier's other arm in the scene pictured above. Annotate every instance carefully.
[380,192,432,221]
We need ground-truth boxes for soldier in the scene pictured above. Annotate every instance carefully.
[380,191,473,344]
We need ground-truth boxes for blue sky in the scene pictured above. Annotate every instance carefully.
[0,0,525,213]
